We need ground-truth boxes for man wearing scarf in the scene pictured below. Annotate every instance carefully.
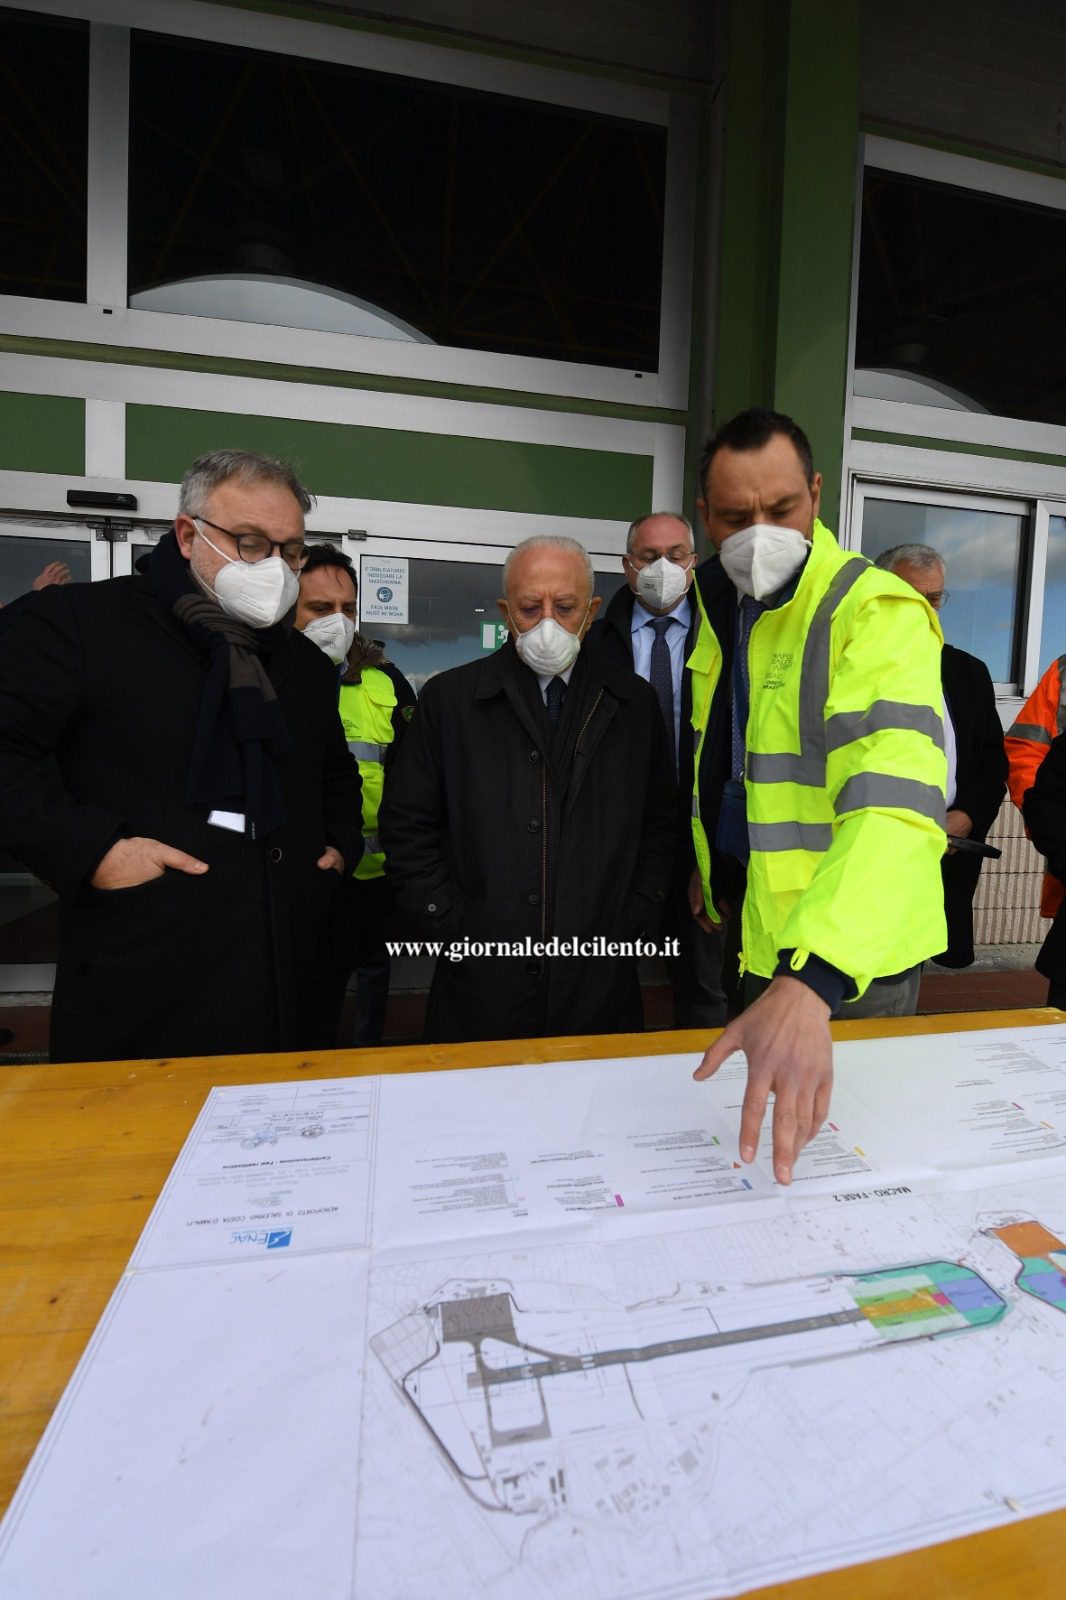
[0,449,360,1062]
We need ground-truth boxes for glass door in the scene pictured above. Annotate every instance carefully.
[0,516,103,601]
[348,536,628,691]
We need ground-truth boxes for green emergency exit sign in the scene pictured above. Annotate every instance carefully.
[480,621,509,651]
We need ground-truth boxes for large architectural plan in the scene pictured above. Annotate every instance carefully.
[4,1023,1066,1597]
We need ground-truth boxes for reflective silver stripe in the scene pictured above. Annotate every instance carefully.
[348,740,387,762]
[1007,722,1052,744]
[796,556,869,767]
[835,774,946,824]
[826,700,945,753]
[748,820,833,852]
[692,794,700,818]
[746,751,826,784]
[1057,656,1066,735]
[362,832,382,854]
[748,556,869,788]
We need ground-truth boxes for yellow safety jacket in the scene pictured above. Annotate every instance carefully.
[689,521,948,999]
[338,668,397,881]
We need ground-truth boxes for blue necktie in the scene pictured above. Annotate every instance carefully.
[647,615,677,770]
[545,675,566,729]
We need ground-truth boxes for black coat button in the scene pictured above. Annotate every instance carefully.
[527,893,540,906]
[527,819,540,832]
[269,847,283,863]
[529,750,540,763]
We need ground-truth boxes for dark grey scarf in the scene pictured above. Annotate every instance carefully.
[143,532,291,839]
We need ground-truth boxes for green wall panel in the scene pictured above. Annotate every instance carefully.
[713,0,785,429]
[0,391,84,475]
[773,0,859,532]
[714,0,859,528]
[853,429,1066,471]
[126,405,652,519]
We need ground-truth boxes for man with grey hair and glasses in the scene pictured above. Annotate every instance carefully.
[381,533,676,1042]
[876,542,1007,967]
[0,447,360,1062]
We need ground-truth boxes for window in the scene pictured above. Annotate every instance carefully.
[854,487,1029,689]
[0,530,91,606]
[1040,515,1066,672]
[0,5,89,304]
[857,166,1066,425]
[848,141,1066,699]
[127,30,667,370]
[361,554,627,691]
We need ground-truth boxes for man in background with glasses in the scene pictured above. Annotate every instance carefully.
[0,448,360,1063]
[589,512,727,1028]
[877,544,1007,969]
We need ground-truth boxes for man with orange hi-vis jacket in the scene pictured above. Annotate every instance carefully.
[1005,655,1066,921]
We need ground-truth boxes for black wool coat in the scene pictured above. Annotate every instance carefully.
[936,643,1008,967]
[633,555,744,912]
[586,582,699,877]
[0,575,361,1061]
[379,638,677,1042]
[587,565,738,890]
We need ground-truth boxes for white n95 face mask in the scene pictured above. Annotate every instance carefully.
[303,613,357,665]
[197,525,300,629]
[718,523,809,601]
[634,555,691,612]
[511,613,585,676]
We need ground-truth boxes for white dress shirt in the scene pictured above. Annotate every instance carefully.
[943,695,958,810]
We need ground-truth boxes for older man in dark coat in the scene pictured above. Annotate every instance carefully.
[876,544,1007,967]
[380,535,676,1042]
[0,449,360,1062]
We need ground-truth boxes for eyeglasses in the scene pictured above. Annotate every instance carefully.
[624,551,696,570]
[193,516,308,570]
[925,590,950,609]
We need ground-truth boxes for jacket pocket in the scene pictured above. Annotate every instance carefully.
[87,873,172,900]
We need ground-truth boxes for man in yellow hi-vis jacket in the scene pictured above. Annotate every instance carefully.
[296,543,416,1043]
[690,409,947,1184]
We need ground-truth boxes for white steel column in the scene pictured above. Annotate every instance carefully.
[86,23,129,309]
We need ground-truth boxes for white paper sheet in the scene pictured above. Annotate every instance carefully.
[6,1023,1066,1600]
[830,1022,1066,1171]
[0,1251,369,1600]
[134,1075,377,1267]
[370,1050,935,1250]
[360,1170,1066,1599]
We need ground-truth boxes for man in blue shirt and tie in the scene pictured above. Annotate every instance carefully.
[591,512,728,1026]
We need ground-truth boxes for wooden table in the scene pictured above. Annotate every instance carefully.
[2,1008,1064,1598]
